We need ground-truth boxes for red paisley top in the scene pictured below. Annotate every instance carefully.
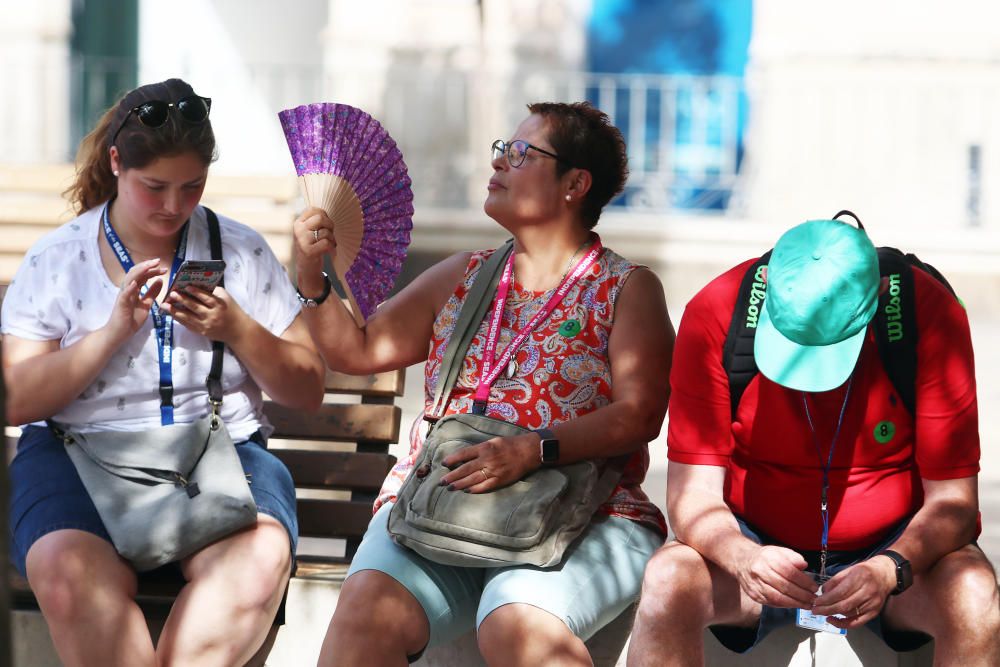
[375,245,667,536]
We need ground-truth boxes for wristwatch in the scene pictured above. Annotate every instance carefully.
[296,272,332,308]
[535,428,559,465]
[878,549,913,595]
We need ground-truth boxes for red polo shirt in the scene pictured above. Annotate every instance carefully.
[667,259,980,551]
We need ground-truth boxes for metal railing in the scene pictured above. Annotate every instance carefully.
[3,55,744,214]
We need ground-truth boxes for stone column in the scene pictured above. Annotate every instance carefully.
[0,0,73,163]
[735,0,1000,231]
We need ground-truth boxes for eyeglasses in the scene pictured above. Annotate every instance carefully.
[110,95,212,146]
[491,139,568,168]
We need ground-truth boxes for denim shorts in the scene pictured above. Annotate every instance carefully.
[347,502,663,659]
[708,516,932,654]
[8,424,298,577]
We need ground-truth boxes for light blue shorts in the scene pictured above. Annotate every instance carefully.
[347,502,663,649]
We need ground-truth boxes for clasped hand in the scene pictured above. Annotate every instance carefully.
[437,432,540,493]
[811,557,897,629]
[738,545,896,629]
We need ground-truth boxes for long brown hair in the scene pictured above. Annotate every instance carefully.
[65,78,217,214]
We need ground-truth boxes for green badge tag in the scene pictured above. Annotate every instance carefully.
[873,421,896,444]
[558,319,582,337]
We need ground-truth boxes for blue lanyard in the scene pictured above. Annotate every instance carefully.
[800,375,853,579]
[102,203,189,425]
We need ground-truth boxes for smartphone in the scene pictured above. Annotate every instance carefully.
[168,259,226,293]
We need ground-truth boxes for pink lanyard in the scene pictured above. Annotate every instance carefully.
[472,235,604,414]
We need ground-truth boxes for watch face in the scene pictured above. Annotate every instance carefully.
[898,560,913,592]
[541,439,559,462]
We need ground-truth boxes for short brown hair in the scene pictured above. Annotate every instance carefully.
[527,101,628,229]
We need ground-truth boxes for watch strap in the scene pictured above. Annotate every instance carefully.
[878,549,911,594]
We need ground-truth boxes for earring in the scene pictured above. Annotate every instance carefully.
[113,170,120,177]
[565,194,572,202]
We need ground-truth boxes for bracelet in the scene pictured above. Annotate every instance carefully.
[296,272,332,308]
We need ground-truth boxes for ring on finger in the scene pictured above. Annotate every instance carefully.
[855,606,862,618]
[480,468,489,482]
[313,229,320,242]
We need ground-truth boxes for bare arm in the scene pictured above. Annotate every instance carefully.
[162,288,325,412]
[543,267,674,459]
[227,315,325,412]
[668,461,819,608]
[293,207,471,374]
[5,334,116,425]
[441,268,677,488]
[814,475,978,625]
[3,259,167,425]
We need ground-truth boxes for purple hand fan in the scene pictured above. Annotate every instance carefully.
[278,102,414,324]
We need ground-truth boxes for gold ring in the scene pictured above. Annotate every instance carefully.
[480,468,489,482]
[855,606,862,618]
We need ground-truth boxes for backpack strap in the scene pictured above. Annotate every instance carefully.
[872,247,922,416]
[722,251,771,421]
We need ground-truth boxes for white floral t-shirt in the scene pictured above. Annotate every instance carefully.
[1,203,300,441]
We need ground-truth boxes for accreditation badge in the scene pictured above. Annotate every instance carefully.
[795,608,847,635]
[795,581,847,635]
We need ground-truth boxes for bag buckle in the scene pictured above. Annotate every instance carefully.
[209,398,223,429]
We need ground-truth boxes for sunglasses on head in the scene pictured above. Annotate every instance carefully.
[110,95,212,146]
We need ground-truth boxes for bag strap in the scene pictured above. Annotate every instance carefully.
[427,241,515,420]
[203,207,225,407]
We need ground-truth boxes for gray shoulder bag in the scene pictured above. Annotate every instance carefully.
[387,243,624,568]
[49,209,257,572]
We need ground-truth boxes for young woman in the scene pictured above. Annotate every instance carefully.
[294,102,675,666]
[2,78,324,667]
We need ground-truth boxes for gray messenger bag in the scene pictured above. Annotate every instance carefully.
[55,409,257,572]
[388,242,623,568]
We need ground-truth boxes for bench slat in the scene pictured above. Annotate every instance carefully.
[325,369,405,397]
[264,403,400,443]
[296,498,375,539]
[272,450,395,491]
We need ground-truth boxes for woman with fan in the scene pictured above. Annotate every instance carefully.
[295,101,674,666]
[2,78,325,666]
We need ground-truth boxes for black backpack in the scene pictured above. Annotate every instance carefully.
[721,211,959,420]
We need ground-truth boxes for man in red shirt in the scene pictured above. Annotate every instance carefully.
[628,218,999,665]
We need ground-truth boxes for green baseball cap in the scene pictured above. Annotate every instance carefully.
[755,219,880,392]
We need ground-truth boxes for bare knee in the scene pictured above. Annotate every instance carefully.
[942,557,1000,633]
[329,571,429,656]
[26,531,135,624]
[637,542,712,614]
[478,605,590,667]
[225,525,292,613]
